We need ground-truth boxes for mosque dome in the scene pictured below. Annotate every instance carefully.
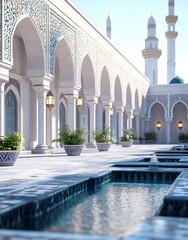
[148,15,156,26]
[169,76,184,84]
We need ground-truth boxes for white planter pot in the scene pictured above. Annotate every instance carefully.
[120,141,133,147]
[0,151,20,166]
[96,143,111,151]
[64,145,84,156]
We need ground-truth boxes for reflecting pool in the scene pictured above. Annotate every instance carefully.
[15,183,170,237]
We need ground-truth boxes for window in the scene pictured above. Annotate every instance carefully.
[5,90,17,135]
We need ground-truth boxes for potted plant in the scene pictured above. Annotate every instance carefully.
[0,131,24,166]
[120,129,136,147]
[178,133,188,143]
[144,131,157,143]
[52,124,86,156]
[139,137,144,144]
[93,127,112,151]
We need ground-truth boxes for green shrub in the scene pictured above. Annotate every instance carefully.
[120,129,136,142]
[144,132,157,141]
[93,127,112,143]
[53,124,86,145]
[0,131,24,151]
[178,133,188,142]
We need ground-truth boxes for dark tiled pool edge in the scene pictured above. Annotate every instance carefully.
[1,170,188,236]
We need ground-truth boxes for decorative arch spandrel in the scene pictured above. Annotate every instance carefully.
[50,9,76,77]
[170,94,188,118]
[146,95,168,117]
[3,0,47,64]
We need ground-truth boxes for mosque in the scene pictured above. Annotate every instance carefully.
[142,0,188,144]
[0,0,187,152]
[108,0,188,144]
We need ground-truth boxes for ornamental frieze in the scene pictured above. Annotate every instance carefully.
[49,9,76,76]
[3,0,47,63]
[5,78,20,95]
[0,1,2,61]
[77,30,97,81]
[169,94,188,115]
[146,94,168,117]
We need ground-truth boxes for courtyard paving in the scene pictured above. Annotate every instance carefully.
[0,144,188,240]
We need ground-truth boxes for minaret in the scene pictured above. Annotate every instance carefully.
[142,15,162,85]
[106,14,111,39]
[166,0,178,83]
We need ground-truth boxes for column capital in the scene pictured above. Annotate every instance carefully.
[62,87,79,97]
[64,94,78,101]
[134,111,140,116]
[0,62,12,82]
[165,117,173,122]
[145,117,151,122]
[31,75,53,91]
[116,106,124,112]
[85,95,98,104]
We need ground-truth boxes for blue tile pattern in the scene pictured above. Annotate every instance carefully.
[0,0,2,61]
[49,10,76,75]
[0,145,188,239]
[3,0,47,63]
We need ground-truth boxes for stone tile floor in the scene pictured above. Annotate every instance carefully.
[1,144,188,240]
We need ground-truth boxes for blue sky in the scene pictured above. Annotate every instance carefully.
[72,0,188,84]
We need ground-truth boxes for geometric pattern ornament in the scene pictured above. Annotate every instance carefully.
[0,1,2,61]
[50,9,76,76]
[146,94,168,117]
[5,78,20,95]
[64,145,83,156]
[169,94,188,116]
[3,0,47,63]
[0,151,20,166]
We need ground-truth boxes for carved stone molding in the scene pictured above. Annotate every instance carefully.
[5,78,20,95]
[3,0,47,63]
[146,94,168,117]
[50,9,76,76]
[169,94,188,116]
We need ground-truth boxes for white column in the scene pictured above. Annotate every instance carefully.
[65,95,76,131]
[88,100,97,146]
[0,64,11,136]
[117,109,123,141]
[135,114,140,140]
[104,105,111,129]
[141,116,145,137]
[35,89,48,149]
[166,118,172,144]
[126,111,132,129]
[144,118,150,133]
[0,80,5,136]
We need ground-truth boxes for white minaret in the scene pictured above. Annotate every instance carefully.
[166,0,178,83]
[142,15,162,85]
[106,14,111,39]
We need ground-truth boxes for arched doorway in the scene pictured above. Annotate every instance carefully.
[150,103,165,143]
[171,102,187,143]
[5,90,17,135]
[59,102,66,147]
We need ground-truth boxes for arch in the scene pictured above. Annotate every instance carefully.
[114,76,123,107]
[150,102,165,143]
[134,89,139,112]
[126,84,132,110]
[81,54,95,96]
[148,101,166,118]
[5,90,17,135]
[59,102,66,129]
[171,100,188,118]
[171,102,187,143]
[55,38,74,88]
[12,15,45,77]
[100,66,111,101]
